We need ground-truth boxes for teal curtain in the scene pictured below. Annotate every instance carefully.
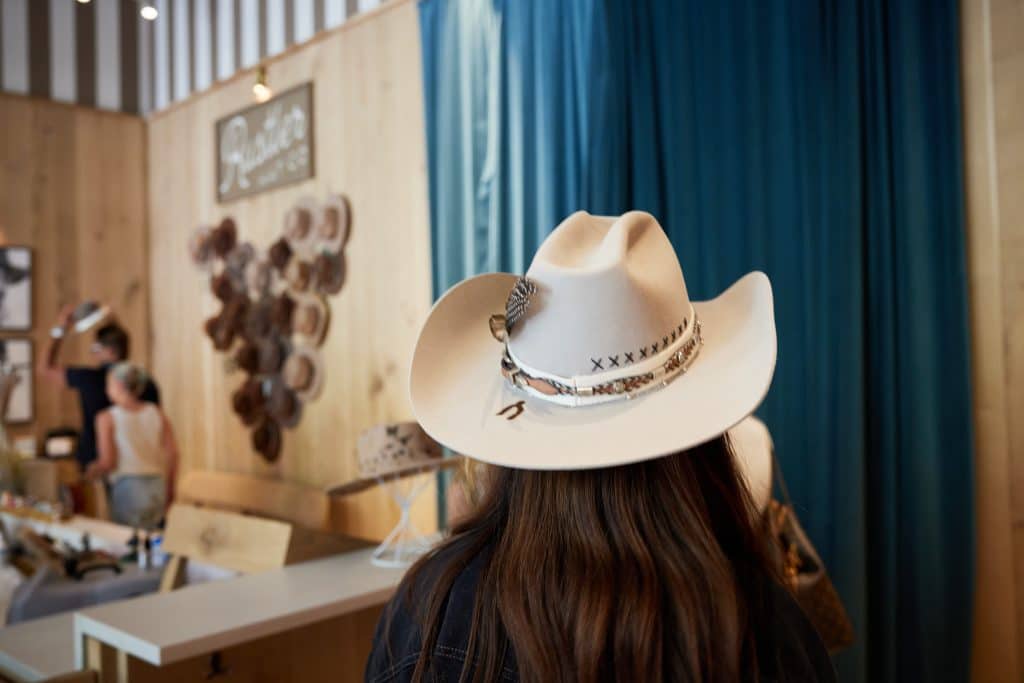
[418,1,975,681]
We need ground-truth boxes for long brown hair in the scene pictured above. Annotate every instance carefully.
[403,435,783,682]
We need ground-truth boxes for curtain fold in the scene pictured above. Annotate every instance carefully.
[418,1,975,681]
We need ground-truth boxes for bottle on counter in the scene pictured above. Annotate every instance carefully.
[138,533,153,570]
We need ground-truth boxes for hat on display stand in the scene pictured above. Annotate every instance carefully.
[257,337,286,375]
[209,217,238,258]
[225,243,256,292]
[269,293,296,335]
[244,298,274,341]
[221,293,249,336]
[231,378,266,426]
[265,377,302,428]
[311,251,346,296]
[245,259,272,299]
[285,258,314,294]
[315,194,351,254]
[268,237,293,274]
[282,346,324,402]
[283,198,320,260]
[234,341,260,374]
[290,294,329,347]
[210,272,236,302]
[251,416,282,463]
[328,422,462,568]
[188,225,216,270]
[203,314,235,351]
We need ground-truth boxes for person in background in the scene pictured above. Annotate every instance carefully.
[86,363,178,529]
[39,305,160,471]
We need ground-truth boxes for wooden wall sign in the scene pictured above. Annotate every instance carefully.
[216,83,315,203]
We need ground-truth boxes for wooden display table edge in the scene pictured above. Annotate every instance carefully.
[72,548,407,682]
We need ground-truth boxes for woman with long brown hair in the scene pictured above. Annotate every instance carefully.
[366,212,834,682]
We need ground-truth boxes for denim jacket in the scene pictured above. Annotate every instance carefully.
[365,545,836,683]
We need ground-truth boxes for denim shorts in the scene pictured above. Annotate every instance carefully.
[109,475,166,529]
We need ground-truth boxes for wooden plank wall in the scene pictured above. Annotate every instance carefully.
[961,0,1024,681]
[0,94,150,445]
[992,1,1024,672]
[145,0,436,541]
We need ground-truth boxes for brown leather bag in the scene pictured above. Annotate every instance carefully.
[763,456,855,654]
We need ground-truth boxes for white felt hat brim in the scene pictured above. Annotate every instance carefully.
[410,270,776,471]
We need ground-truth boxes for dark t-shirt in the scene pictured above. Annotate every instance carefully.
[65,365,161,468]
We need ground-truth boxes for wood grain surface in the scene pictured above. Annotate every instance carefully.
[145,0,436,540]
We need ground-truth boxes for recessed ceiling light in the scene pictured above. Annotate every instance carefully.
[76,0,91,4]
[140,3,158,20]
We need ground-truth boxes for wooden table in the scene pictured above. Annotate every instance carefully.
[0,512,234,586]
[0,513,134,556]
[74,547,405,682]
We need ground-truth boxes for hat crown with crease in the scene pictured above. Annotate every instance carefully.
[512,211,691,378]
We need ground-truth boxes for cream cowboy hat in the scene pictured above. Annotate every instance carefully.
[409,211,777,471]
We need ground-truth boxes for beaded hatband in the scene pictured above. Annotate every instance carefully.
[496,318,703,407]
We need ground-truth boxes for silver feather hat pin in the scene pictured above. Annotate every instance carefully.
[505,277,537,332]
[489,276,537,342]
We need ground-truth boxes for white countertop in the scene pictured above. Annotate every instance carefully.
[74,546,406,666]
[0,613,76,681]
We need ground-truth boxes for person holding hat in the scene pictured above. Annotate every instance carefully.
[85,363,178,529]
[366,212,834,682]
[39,305,161,471]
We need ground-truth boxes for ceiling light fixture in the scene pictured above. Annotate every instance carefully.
[76,0,91,4]
[139,3,158,20]
[253,66,272,103]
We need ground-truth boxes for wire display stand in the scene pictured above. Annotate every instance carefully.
[371,466,438,568]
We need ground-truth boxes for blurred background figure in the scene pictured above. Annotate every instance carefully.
[38,304,161,471]
[86,363,178,530]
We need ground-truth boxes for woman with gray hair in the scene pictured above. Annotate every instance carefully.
[86,363,179,529]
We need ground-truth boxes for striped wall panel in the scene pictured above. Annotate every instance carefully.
[0,0,384,115]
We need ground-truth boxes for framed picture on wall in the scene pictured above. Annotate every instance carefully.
[0,247,32,331]
[0,339,33,424]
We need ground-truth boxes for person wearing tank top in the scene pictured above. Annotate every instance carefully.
[86,363,180,529]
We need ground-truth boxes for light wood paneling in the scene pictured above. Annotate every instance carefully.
[994,0,1024,675]
[962,0,1024,680]
[0,94,150,445]
[145,1,436,541]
